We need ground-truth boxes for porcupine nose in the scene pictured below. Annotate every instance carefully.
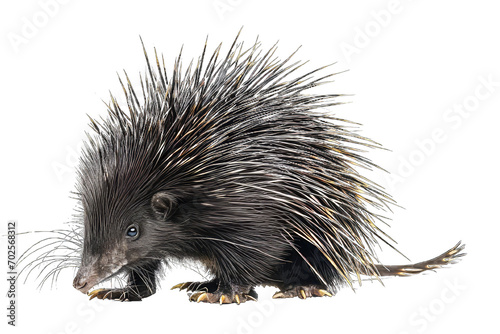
[73,272,88,292]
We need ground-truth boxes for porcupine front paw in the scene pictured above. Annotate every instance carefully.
[87,286,146,302]
[272,285,333,299]
[87,261,159,302]
[172,280,257,304]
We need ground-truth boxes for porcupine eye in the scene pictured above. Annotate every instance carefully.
[125,225,139,239]
[151,192,176,219]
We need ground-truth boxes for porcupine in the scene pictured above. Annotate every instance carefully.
[65,33,465,303]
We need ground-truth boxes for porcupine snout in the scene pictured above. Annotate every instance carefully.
[73,263,101,294]
[73,270,89,292]
[73,244,130,294]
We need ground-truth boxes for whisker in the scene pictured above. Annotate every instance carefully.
[17,226,83,290]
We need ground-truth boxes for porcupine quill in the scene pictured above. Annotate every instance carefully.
[18,30,465,303]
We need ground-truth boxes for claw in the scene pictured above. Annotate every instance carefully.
[234,294,241,305]
[299,289,307,299]
[171,283,184,290]
[317,289,332,297]
[171,282,191,291]
[196,292,208,303]
[272,292,285,299]
[219,295,226,305]
[246,294,257,302]
[189,292,198,302]
[88,288,104,300]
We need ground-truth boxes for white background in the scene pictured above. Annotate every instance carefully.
[1,0,498,333]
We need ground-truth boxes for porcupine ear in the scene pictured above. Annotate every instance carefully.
[151,192,176,219]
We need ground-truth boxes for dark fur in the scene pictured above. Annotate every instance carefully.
[65,33,465,301]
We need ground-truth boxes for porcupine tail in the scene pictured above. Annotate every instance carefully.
[373,241,466,277]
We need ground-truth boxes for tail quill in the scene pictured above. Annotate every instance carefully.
[374,241,466,277]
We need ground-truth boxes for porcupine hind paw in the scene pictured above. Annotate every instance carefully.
[272,285,333,299]
[88,287,145,302]
[190,287,258,305]
[173,280,258,304]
